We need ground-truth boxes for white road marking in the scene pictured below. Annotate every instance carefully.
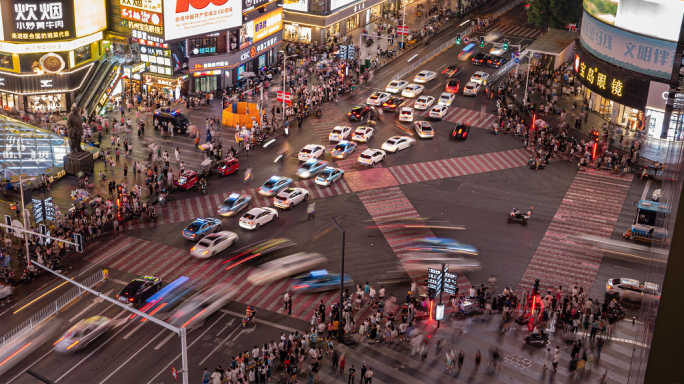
[98,329,166,384]
[218,309,299,332]
[123,319,147,339]
[197,323,247,366]
[641,180,651,201]
[68,290,113,323]
[215,318,236,336]
[615,266,633,270]
[154,331,176,350]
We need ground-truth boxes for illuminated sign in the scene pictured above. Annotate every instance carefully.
[122,19,163,35]
[0,31,102,53]
[242,0,276,13]
[253,8,282,42]
[157,79,173,86]
[120,0,162,12]
[193,69,221,77]
[193,60,229,70]
[283,0,307,12]
[330,0,358,11]
[573,49,650,110]
[240,35,278,61]
[163,0,241,42]
[132,62,147,73]
[131,29,164,43]
[121,6,163,26]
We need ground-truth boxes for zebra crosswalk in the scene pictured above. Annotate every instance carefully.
[516,170,633,294]
[492,24,544,39]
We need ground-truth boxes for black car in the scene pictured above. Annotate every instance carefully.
[446,64,464,78]
[153,109,190,133]
[488,56,508,68]
[347,106,370,121]
[452,123,470,139]
[471,53,490,66]
[382,96,405,112]
[116,276,162,306]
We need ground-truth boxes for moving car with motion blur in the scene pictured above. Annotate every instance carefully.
[382,96,405,111]
[352,126,374,142]
[182,217,222,240]
[247,253,328,285]
[429,105,449,120]
[239,207,278,230]
[398,107,414,122]
[329,126,352,142]
[358,148,386,166]
[489,45,505,56]
[471,53,490,65]
[366,91,391,106]
[167,283,238,328]
[470,71,490,84]
[259,176,293,196]
[438,92,456,106]
[445,64,463,78]
[298,144,325,161]
[347,106,370,121]
[315,167,344,186]
[381,136,415,153]
[606,278,660,303]
[190,231,239,258]
[413,70,437,83]
[414,95,435,110]
[54,316,112,353]
[385,80,409,93]
[452,123,470,139]
[296,159,328,178]
[217,193,251,217]
[401,84,424,98]
[332,140,357,159]
[407,237,479,255]
[463,82,481,96]
[274,188,310,209]
[445,79,461,93]
[414,121,435,138]
[488,56,508,68]
[117,276,163,306]
[290,270,354,292]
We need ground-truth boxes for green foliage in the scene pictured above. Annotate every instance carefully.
[527,0,583,29]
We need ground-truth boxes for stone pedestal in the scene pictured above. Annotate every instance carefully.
[63,151,94,175]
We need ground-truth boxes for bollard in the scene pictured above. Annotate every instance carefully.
[632,316,635,325]
[103,269,109,280]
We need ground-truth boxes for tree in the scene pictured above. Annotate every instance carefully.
[527,0,582,29]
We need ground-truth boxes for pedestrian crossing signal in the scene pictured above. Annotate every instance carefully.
[456,33,461,44]
[479,36,485,48]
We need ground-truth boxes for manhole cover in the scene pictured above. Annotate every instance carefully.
[505,354,532,370]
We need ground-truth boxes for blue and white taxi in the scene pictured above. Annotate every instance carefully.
[217,193,251,217]
[332,140,357,159]
[315,167,344,186]
[259,176,293,196]
[182,217,222,240]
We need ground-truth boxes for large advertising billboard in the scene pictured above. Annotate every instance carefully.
[583,0,684,42]
[163,0,241,42]
[0,0,106,42]
[580,11,677,80]
[239,8,282,50]
[283,0,308,12]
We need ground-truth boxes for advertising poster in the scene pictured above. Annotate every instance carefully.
[283,0,308,12]
[163,0,242,41]
[240,20,253,49]
[583,0,684,41]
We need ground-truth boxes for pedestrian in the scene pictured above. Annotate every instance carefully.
[591,318,600,340]
[458,350,464,370]
[202,368,211,384]
[307,202,316,220]
[339,353,346,375]
[543,347,551,369]
[284,291,290,311]
[348,364,355,384]
[288,297,293,315]
[552,346,561,372]
[474,349,481,371]
[123,163,128,177]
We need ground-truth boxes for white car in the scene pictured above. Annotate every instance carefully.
[366,92,390,106]
[381,136,416,153]
[298,144,325,161]
[247,253,328,285]
[414,121,435,138]
[239,207,278,230]
[470,71,490,84]
[190,231,239,259]
[401,84,424,98]
[398,107,414,122]
[606,278,660,303]
[385,80,409,93]
[329,126,352,142]
[274,187,310,209]
[358,148,386,166]
[413,70,437,83]
[352,126,374,142]
[414,95,435,110]
[437,92,456,106]
[463,82,481,96]
[429,105,449,120]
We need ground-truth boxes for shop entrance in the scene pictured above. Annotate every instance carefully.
[195,76,218,93]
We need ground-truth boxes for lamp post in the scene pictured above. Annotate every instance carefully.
[401,0,407,49]
[330,217,345,343]
[282,54,298,122]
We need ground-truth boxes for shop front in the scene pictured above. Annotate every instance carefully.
[144,75,186,102]
[102,31,131,55]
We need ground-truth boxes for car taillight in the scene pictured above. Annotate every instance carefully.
[191,247,196,251]
[116,294,119,298]
[463,132,467,137]
[292,284,309,289]
[249,221,253,225]
[459,129,462,133]
[66,340,79,350]
[129,298,135,302]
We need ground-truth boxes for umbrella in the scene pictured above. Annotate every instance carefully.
[241,71,256,78]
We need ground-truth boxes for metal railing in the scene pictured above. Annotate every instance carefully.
[0,270,104,349]
[492,0,523,18]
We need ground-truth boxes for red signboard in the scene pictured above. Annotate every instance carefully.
[396,25,410,36]
[276,91,291,104]
[171,366,178,380]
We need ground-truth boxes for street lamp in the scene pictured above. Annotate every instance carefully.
[330,217,345,342]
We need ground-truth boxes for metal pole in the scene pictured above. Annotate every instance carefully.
[330,217,345,342]
[19,174,30,264]
[523,56,531,107]
[180,327,189,384]
[401,1,407,49]
[438,263,444,328]
[282,56,286,122]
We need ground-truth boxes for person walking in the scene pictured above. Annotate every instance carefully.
[347,365,355,384]
[552,346,561,372]
[202,368,211,384]
[474,350,481,371]
[458,350,464,370]
[307,202,316,220]
[543,347,551,370]
[339,353,346,375]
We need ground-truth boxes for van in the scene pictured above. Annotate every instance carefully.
[153,109,190,133]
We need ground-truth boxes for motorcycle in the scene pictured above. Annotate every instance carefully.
[528,157,545,170]
[366,38,374,47]
[200,184,206,195]
[489,124,498,135]
[508,207,532,222]
[524,329,549,344]
[316,108,322,117]
[149,209,158,222]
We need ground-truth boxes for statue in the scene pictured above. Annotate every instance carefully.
[66,104,83,153]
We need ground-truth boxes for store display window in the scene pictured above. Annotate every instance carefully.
[189,37,218,56]
[0,53,14,70]
[27,94,67,113]
[74,45,91,66]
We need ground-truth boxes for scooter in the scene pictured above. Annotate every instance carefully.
[528,157,545,170]
[524,330,549,344]
[508,207,532,222]
[199,184,207,195]
[489,124,498,135]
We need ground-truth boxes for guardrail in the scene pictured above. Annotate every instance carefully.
[492,0,523,19]
[0,270,104,350]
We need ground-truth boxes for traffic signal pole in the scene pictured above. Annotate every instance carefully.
[438,263,444,328]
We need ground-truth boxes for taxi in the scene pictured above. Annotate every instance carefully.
[190,231,239,258]
[329,126,352,142]
[352,126,374,143]
[315,167,344,186]
[332,140,357,159]
[174,170,198,190]
[401,84,424,98]
[414,121,435,139]
[290,270,354,292]
[296,158,328,178]
[358,148,386,166]
[413,70,437,83]
[470,71,490,84]
[298,144,325,161]
[54,316,113,353]
[274,187,310,209]
[429,105,449,120]
[116,276,162,306]
[438,92,456,106]
[182,217,222,240]
[407,237,478,255]
[463,82,481,96]
[217,193,251,217]
[381,136,415,153]
[259,176,293,196]
[386,80,409,93]
[217,158,239,176]
[398,107,414,122]
[414,95,435,110]
[366,92,391,106]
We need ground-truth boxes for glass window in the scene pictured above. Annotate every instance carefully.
[27,94,67,113]
[346,14,360,32]
[188,37,218,56]
[326,23,339,39]
[74,45,92,66]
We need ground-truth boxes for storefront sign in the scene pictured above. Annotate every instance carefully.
[131,29,164,44]
[121,6,163,26]
[240,35,278,61]
[580,11,677,80]
[0,61,93,94]
[573,49,650,111]
[104,31,129,44]
[132,62,147,73]
[120,0,162,12]
[253,8,282,42]
[0,31,102,54]
[189,54,231,72]
[163,0,242,42]
[0,0,76,42]
[330,0,358,11]
[283,0,308,12]
[123,19,163,35]
[157,79,174,86]
[243,0,277,13]
[193,70,221,77]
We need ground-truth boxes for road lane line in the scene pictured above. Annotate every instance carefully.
[154,331,175,350]
[98,329,166,384]
[641,180,651,200]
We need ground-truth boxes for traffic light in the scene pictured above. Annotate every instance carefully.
[479,36,485,48]
[456,33,461,44]
[75,233,83,253]
[533,278,540,295]
[503,39,509,51]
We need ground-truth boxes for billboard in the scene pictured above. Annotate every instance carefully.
[583,0,684,42]
[239,8,282,50]
[580,11,677,80]
[163,0,241,42]
[283,0,308,12]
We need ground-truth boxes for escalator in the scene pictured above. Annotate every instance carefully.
[78,60,118,117]
[83,61,122,117]
[76,59,110,112]
[74,59,105,108]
